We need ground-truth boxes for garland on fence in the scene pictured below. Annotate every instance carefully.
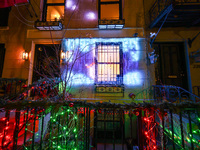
[0,98,200,113]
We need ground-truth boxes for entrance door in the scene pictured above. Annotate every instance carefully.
[154,43,188,90]
[0,44,6,77]
[32,44,60,82]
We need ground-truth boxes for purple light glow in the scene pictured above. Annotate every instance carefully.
[66,0,73,8]
[86,12,96,20]
[66,0,76,10]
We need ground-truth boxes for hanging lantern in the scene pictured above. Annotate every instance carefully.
[98,109,102,114]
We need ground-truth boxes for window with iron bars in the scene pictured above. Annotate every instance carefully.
[95,42,123,85]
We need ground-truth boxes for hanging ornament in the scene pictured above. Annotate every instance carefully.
[164,111,168,116]
[69,103,74,107]
[22,84,27,88]
[133,110,140,116]
[129,93,136,99]
[98,109,102,114]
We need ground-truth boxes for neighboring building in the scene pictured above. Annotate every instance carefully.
[144,0,200,95]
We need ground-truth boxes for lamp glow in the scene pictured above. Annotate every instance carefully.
[22,52,28,60]
[61,51,66,60]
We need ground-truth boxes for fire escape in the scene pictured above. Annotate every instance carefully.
[149,0,200,28]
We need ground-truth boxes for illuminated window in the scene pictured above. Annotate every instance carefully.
[43,0,65,21]
[96,43,123,85]
[98,0,122,20]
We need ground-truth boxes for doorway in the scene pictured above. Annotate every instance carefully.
[154,42,189,90]
[32,44,60,82]
[0,44,6,78]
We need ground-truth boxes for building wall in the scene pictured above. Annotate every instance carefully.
[64,0,144,28]
[0,0,41,80]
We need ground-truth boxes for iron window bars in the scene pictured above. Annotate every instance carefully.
[95,42,123,85]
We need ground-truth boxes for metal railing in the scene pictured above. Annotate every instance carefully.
[135,85,200,103]
[0,78,27,99]
[0,101,199,150]
[0,82,199,149]
[149,0,200,23]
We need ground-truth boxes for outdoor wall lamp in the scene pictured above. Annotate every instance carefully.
[61,51,66,60]
[22,52,29,60]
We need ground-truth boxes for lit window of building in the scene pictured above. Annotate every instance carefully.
[98,0,122,20]
[43,0,65,21]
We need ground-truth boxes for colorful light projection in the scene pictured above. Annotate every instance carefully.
[62,38,144,86]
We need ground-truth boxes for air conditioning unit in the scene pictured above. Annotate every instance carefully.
[35,20,63,31]
[98,19,125,30]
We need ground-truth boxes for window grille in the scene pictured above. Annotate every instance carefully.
[95,42,123,85]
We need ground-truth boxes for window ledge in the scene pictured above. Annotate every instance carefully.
[0,26,9,30]
[98,19,125,30]
[95,85,124,93]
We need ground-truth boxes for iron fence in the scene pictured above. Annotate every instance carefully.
[0,101,199,150]
[0,78,27,99]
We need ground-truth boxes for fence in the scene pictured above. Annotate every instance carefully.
[0,100,199,150]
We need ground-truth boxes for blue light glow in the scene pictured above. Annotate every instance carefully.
[62,38,145,86]
[64,38,141,61]
[69,73,94,85]
[123,72,143,86]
